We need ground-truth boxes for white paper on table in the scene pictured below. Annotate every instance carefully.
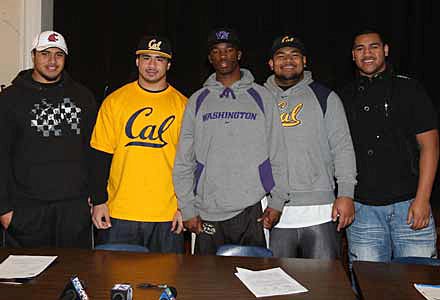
[0,255,57,279]
[236,267,256,274]
[414,283,440,300]
[235,267,308,297]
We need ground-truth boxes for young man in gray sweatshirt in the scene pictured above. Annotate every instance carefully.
[173,28,289,255]
[264,34,357,259]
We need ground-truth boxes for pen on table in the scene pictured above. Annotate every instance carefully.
[137,283,168,289]
[0,279,24,285]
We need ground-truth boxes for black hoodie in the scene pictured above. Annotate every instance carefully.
[0,69,98,215]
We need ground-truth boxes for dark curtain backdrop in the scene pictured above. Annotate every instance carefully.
[54,0,440,199]
[54,0,438,103]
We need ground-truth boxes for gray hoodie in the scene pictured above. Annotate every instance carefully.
[173,69,289,221]
[264,71,357,206]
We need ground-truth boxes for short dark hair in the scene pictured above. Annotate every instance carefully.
[352,28,387,46]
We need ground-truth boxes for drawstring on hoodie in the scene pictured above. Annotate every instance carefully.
[219,87,236,99]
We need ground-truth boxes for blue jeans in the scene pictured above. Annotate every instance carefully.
[97,218,184,254]
[347,199,437,263]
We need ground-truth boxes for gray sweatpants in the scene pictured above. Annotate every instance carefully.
[270,221,341,259]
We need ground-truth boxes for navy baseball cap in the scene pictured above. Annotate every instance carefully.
[207,27,241,50]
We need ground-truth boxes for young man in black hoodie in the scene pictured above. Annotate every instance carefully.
[0,30,97,248]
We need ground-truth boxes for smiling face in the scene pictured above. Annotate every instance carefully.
[136,53,170,90]
[32,47,66,83]
[352,32,389,78]
[269,46,305,86]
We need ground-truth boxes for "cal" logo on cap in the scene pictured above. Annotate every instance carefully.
[281,36,294,43]
[148,39,162,51]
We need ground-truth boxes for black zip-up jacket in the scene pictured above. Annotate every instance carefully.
[0,69,98,215]
[338,67,438,205]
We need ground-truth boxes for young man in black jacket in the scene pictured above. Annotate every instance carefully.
[0,31,97,248]
[339,28,438,265]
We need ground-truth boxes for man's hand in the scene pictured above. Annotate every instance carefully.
[257,207,281,229]
[183,216,202,234]
[332,196,355,231]
[0,211,13,230]
[171,209,184,234]
[407,198,431,230]
[92,203,112,229]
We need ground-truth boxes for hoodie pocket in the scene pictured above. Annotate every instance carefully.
[288,145,321,189]
[199,156,263,214]
[16,160,86,199]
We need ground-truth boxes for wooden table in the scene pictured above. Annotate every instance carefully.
[353,261,440,300]
[0,248,355,299]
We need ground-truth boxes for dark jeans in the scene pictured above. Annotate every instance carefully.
[97,218,184,254]
[270,221,341,259]
[195,202,266,255]
[5,198,92,248]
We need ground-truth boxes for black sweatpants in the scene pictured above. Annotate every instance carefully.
[195,202,266,255]
[5,198,92,248]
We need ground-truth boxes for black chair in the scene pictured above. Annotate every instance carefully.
[94,243,149,253]
[391,256,440,266]
[216,244,273,257]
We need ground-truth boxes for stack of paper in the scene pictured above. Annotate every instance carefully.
[235,267,308,297]
[0,255,57,279]
[414,283,440,300]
